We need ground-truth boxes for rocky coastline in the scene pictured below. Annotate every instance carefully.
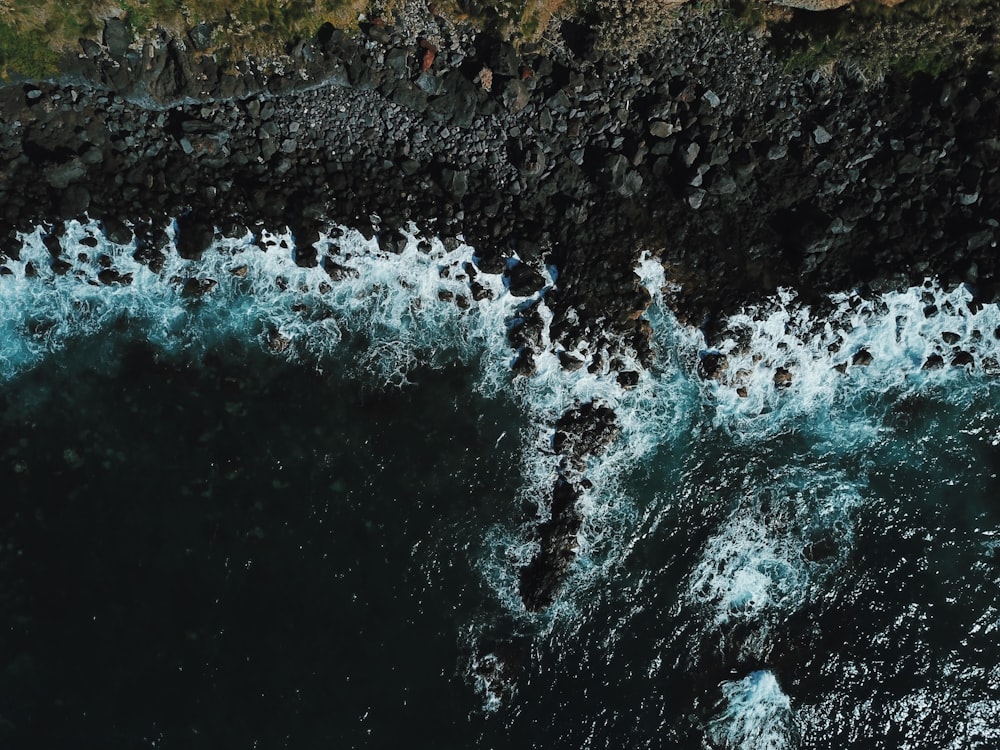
[1,5,998,611]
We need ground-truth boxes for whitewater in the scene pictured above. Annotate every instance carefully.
[2,220,999,748]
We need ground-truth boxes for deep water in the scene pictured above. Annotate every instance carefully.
[0,338,524,748]
[3,223,1000,749]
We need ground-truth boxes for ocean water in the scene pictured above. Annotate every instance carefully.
[2,221,1000,749]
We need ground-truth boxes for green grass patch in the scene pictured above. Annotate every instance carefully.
[0,21,61,79]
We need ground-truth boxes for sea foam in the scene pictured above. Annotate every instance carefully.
[0,220,511,386]
[708,671,795,750]
[704,283,1000,444]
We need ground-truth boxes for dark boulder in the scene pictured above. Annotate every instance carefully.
[506,260,545,297]
[518,478,583,612]
[103,18,132,59]
[175,213,215,260]
[552,401,619,461]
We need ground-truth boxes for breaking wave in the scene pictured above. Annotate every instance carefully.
[6,221,1000,746]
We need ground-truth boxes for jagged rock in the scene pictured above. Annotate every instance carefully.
[103,18,132,59]
[698,352,728,380]
[506,261,545,297]
[518,478,583,612]
[923,353,945,369]
[188,23,214,50]
[617,370,639,388]
[558,351,586,371]
[182,277,217,296]
[512,348,536,377]
[552,402,619,460]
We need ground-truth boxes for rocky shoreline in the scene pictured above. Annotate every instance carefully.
[1,5,998,610]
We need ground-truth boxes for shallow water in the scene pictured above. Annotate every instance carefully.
[2,223,999,748]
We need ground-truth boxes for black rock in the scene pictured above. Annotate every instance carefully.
[188,23,214,50]
[616,370,639,389]
[103,18,132,59]
[182,277,218,296]
[175,213,215,260]
[698,351,728,380]
[506,261,545,297]
[512,348,536,377]
[98,268,133,285]
[440,167,469,199]
[102,217,134,245]
[952,351,975,367]
[518,478,582,612]
[558,351,585,371]
[923,353,945,369]
[552,401,619,460]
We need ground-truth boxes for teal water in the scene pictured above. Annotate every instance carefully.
[2,222,1000,748]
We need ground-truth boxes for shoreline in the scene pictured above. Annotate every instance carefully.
[1,8,996,331]
[2,4,998,610]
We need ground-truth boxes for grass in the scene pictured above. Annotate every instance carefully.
[0,0,368,79]
[0,0,994,80]
[0,0,100,77]
[0,21,61,78]
[729,0,1000,81]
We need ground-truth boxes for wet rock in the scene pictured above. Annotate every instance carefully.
[506,261,545,297]
[558,351,586,371]
[519,478,582,612]
[102,217,133,245]
[617,370,639,389]
[774,367,793,388]
[951,351,975,367]
[182,277,218,296]
[552,401,619,460]
[922,353,944,369]
[268,331,292,354]
[51,258,72,275]
[97,268,132,285]
[698,351,728,380]
[470,280,493,301]
[512,348,536,377]
[852,348,873,366]
[175,214,215,261]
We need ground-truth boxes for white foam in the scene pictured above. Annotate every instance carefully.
[477,253,703,627]
[687,469,860,654]
[1,222,701,634]
[704,283,1000,446]
[708,670,796,750]
[0,220,513,386]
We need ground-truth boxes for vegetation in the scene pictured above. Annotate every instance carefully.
[0,0,995,80]
[727,0,1000,81]
[0,0,369,79]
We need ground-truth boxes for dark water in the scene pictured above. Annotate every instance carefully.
[3,225,1000,748]
[0,336,526,749]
